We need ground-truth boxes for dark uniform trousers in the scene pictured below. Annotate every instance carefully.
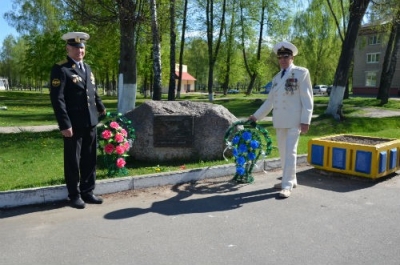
[64,126,97,198]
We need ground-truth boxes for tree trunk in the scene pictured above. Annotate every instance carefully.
[326,0,370,119]
[168,0,176,101]
[177,0,188,99]
[150,0,162,100]
[206,0,226,101]
[378,10,400,105]
[221,1,236,95]
[117,0,138,114]
[246,73,257,94]
[221,47,231,95]
[105,72,110,93]
[240,1,265,95]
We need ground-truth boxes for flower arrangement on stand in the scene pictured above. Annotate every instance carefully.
[98,113,136,177]
[224,120,273,183]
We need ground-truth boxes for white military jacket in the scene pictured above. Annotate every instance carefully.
[253,64,313,128]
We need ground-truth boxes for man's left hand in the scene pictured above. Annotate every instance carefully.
[300,123,309,134]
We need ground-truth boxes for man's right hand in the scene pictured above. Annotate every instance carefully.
[248,115,257,122]
[61,128,73,137]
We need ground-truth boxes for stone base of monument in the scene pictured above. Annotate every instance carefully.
[125,101,238,162]
[308,134,400,179]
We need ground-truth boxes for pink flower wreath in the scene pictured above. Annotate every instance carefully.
[98,113,135,177]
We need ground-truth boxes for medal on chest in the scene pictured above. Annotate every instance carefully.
[71,74,82,83]
[284,73,298,94]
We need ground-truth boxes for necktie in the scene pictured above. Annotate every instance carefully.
[281,69,286,78]
[79,62,85,72]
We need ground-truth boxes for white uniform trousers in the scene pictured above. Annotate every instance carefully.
[275,127,301,190]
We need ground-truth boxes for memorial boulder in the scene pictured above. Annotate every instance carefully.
[124,101,238,162]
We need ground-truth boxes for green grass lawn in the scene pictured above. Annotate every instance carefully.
[1,90,400,191]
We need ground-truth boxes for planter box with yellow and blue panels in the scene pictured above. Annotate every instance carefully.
[308,134,400,179]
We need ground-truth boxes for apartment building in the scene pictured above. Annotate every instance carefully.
[353,22,400,96]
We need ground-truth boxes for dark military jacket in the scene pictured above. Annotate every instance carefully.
[50,56,105,130]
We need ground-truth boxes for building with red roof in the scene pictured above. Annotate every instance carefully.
[175,64,196,92]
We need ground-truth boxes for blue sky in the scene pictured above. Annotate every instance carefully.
[0,0,18,49]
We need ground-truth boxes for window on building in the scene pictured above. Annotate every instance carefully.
[368,35,381,45]
[367,53,380,63]
[365,71,378,87]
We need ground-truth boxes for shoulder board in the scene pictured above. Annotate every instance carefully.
[293,66,307,72]
[56,59,68,65]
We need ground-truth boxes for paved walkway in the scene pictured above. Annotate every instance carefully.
[0,124,58,133]
[1,165,400,265]
[2,106,400,134]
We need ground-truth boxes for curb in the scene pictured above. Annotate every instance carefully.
[0,155,308,209]
[0,125,59,134]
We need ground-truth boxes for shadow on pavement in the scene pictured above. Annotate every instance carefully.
[0,201,69,219]
[104,180,279,220]
[297,168,398,193]
[104,168,399,220]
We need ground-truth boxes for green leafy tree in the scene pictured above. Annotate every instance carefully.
[219,0,239,95]
[62,0,145,113]
[236,0,296,95]
[4,0,66,89]
[24,32,64,91]
[184,38,209,91]
[0,36,19,87]
[204,0,227,101]
[293,0,343,86]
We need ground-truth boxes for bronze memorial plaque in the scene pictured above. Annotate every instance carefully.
[153,115,194,147]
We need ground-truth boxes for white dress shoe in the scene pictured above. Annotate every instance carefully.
[273,183,297,189]
[279,189,291,198]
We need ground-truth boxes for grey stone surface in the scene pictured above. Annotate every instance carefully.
[125,100,238,162]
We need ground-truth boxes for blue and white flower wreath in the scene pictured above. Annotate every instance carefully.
[224,120,273,183]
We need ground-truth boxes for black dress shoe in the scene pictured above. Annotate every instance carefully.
[81,193,103,204]
[70,197,86,209]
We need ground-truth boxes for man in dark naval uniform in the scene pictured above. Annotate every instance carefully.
[50,32,106,209]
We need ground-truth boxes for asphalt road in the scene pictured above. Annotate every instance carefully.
[1,165,400,265]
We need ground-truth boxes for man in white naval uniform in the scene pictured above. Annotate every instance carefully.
[249,41,313,198]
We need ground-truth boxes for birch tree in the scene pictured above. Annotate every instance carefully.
[150,0,162,100]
